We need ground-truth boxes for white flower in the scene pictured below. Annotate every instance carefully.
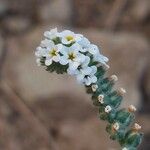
[105,105,112,113]
[76,65,97,86]
[113,122,120,131]
[44,28,58,40]
[98,94,104,104]
[35,28,109,87]
[59,43,85,72]
[43,40,62,66]
[73,55,91,81]
[122,147,128,150]
[59,30,83,45]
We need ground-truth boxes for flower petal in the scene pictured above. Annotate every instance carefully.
[91,66,97,74]
[76,73,85,83]
[69,62,80,71]
[71,43,81,52]
[35,47,47,57]
[44,28,58,39]
[40,39,54,48]
[81,67,92,75]
[99,54,109,62]
[56,44,63,52]
[88,44,99,55]
[59,56,68,65]
[61,38,71,45]
[75,54,86,63]
[82,56,90,67]
[45,59,52,66]
[67,68,76,75]
[53,55,60,62]
[78,37,90,49]
[36,58,41,66]
[59,30,74,37]
[90,76,97,83]
[84,77,92,86]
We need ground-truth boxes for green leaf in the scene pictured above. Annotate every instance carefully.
[97,78,114,94]
[95,66,106,78]
[99,112,108,120]
[115,109,135,127]
[107,110,117,123]
[46,62,68,74]
[124,131,143,148]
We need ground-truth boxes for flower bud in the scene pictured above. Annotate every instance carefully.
[92,84,98,92]
[133,123,141,131]
[105,105,112,113]
[118,88,126,96]
[109,75,118,82]
[113,122,120,131]
[98,94,104,104]
[128,105,136,112]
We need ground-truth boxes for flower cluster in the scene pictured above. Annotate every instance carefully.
[35,28,143,150]
[35,28,108,86]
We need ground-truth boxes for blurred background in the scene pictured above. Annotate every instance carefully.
[0,0,149,149]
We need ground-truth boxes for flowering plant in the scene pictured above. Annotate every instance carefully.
[35,28,143,150]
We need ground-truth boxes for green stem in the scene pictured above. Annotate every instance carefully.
[86,66,143,150]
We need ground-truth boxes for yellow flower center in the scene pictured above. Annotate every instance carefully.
[49,48,57,56]
[66,36,74,41]
[68,52,76,60]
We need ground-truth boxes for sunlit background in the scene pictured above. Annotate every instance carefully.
[0,0,149,149]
